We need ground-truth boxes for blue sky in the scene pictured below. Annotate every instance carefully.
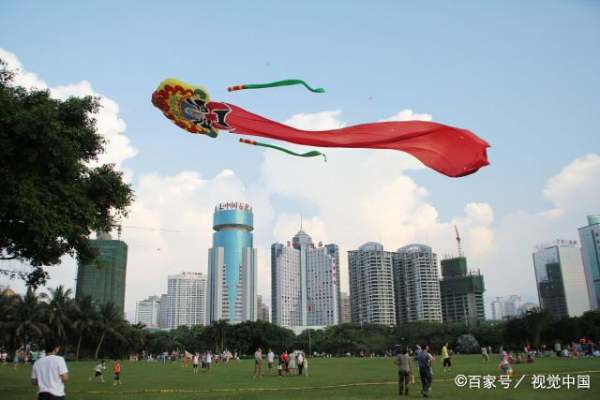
[1,1,599,316]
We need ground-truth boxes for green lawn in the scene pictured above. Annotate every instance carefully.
[1,355,599,399]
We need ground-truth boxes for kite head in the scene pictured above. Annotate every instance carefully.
[152,78,231,138]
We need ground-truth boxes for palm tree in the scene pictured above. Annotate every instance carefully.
[126,323,147,354]
[12,288,49,348]
[72,295,97,360]
[47,286,74,347]
[212,320,229,353]
[0,292,18,347]
[94,302,125,359]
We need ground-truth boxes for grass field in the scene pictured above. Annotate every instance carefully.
[1,355,599,399]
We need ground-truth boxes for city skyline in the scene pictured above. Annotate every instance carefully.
[1,2,599,321]
[8,206,600,323]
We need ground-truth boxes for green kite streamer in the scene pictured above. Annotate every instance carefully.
[228,79,325,93]
[239,138,327,162]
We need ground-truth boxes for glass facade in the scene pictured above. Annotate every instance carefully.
[578,215,600,310]
[533,241,590,318]
[75,236,128,315]
[207,202,256,323]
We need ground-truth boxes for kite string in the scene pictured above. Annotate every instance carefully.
[228,79,325,93]
[239,138,327,162]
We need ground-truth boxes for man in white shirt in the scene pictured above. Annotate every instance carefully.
[253,348,263,379]
[267,349,275,374]
[31,338,69,400]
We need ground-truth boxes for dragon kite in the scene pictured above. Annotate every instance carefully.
[151,78,490,177]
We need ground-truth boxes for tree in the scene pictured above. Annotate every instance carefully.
[0,58,134,287]
[523,310,552,347]
[46,285,74,346]
[0,291,19,346]
[72,295,97,360]
[94,302,125,359]
[12,288,49,348]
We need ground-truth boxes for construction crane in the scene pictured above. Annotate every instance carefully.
[116,224,181,240]
[454,225,464,257]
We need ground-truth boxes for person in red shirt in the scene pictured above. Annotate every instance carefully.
[282,351,289,376]
[112,360,122,385]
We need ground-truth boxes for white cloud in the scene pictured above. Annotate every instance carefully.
[379,109,433,122]
[543,154,600,216]
[478,153,600,304]
[284,110,346,130]
[1,48,137,171]
[0,48,47,90]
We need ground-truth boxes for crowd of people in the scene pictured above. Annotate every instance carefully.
[6,337,600,400]
[251,348,309,379]
[391,337,600,398]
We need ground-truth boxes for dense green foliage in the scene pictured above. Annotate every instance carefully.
[0,59,133,287]
[2,356,600,399]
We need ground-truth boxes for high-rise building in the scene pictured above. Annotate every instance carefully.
[578,215,600,310]
[348,242,396,326]
[75,231,128,315]
[135,295,161,328]
[257,295,270,322]
[394,244,442,323]
[325,244,342,326]
[491,297,505,321]
[340,292,352,323]
[491,295,523,320]
[271,230,339,328]
[207,202,257,324]
[167,272,207,328]
[533,240,590,319]
[491,296,537,320]
[158,293,169,329]
[439,256,485,324]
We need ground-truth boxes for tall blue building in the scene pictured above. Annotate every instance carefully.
[207,202,257,324]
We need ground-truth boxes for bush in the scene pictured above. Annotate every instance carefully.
[456,334,480,353]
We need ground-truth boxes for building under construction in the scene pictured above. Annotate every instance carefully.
[439,227,486,324]
[75,231,128,315]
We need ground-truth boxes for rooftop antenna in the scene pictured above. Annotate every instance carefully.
[454,225,464,257]
[300,214,303,231]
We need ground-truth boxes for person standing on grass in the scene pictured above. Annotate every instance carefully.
[267,349,275,374]
[499,351,513,376]
[416,345,433,398]
[254,348,263,379]
[297,352,305,376]
[303,354,309,377]
[13,347,22,370]
[206,351,213,371]
[394,345,411,396]
[31,338,69,400]
[481,345,489,362]
[113,360,122,385]
[89,360,106,382]
[192,353,199,374]
[441,343,451,372]
[282,351,289,376]
[288,351,298,375]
